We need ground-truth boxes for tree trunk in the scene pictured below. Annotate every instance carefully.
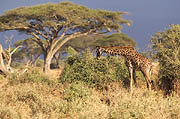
[32,54,41,66]
[54,52,60,67]
[42,32,92,73]
[43,51,54,73]
[0,44,9,75]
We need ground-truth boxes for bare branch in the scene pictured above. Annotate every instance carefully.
[34,29,49,40]
[51,27,69,51]
[6,45,23,68]
[0,44,9,75]
[52,25,63,40]
[0,24,29,32]
[10,45,23,56]
[52,29,96,54]
[30,32,46,52]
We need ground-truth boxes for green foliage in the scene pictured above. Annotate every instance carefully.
[62,34,103,52]
[151,24,180,80]
[13,38,42,62]
[94,33,136,47]
[8,67,50,84]
[59,49,128,88]
[63,33,136,52]
[63,82,92,102]
[0,2,129,33]
[65,46,78,56]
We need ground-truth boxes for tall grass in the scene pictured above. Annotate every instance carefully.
[0,76,180,119]
[0,50,180,119]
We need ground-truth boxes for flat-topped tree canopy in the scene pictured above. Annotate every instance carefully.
[0,2,129,33]
[0,1,131,73]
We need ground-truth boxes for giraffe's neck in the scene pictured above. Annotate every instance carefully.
[100,46,136,56]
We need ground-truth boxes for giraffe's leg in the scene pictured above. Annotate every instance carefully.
[133,70,137,87]
[127,67,133,91]
[142,71,152,90]
[127,64,133,91]
[147,79,152,90]
[130,68,133,92]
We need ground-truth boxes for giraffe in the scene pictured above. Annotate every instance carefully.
[96,46,159,91]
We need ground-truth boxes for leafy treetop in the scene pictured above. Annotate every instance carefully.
[0,2,129,33]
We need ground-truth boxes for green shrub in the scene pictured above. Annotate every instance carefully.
[151,24,180,80]
[151,24,180,93]
[7,67,51,84]
[59,49,128,88]
[63,81,92,102]
[36,59,44,67]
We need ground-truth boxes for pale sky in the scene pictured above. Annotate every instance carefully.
[0,0,180,50]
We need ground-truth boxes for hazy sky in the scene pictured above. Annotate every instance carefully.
[0,0,180,50]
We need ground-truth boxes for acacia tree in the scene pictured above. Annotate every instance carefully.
[0,2,130,73]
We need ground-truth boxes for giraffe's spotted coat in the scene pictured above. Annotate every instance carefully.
[96,46,159,91]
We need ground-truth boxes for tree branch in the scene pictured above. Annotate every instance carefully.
[0,24,29,32]
[34,29,49,40]
[6,45,23,68]
[10,45,23,56]
[30,32,46,52]
[0,44,9,75]
[52,25,63,40]
[51,27,69,51]
[52,29,96,54]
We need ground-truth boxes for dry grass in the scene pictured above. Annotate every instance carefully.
[0,71,180,119]
[0,65,180,119]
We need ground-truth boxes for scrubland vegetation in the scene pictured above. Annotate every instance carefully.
[0,50,180,119]
[0,1,180,119]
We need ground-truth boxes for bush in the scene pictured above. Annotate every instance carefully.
[7,67,51,84]
[151,24,180,94]
[63,81,92,102]
[59,49,128,88]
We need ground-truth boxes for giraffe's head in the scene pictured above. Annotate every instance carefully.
[96,46,103,58]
